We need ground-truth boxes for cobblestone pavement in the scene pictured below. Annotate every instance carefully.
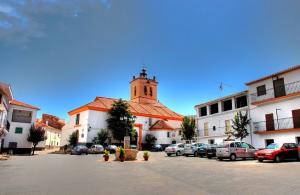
[1,152,300,195]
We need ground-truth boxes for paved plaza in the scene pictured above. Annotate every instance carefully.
[1,152,300,195]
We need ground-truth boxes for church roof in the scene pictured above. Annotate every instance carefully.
[149,120,175,130]
[68,96,183,121]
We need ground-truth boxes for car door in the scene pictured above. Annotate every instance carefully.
[281,144,290,159]
[289,143,299,159]
[235,142,245,158]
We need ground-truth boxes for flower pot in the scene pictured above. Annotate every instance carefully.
[104,155,109,162]
[144,156,149,161]
[120,156,125,162]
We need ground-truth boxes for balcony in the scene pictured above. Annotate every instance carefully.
[198,127,227,138]
[250,80,300,105]
[253,117,300,134]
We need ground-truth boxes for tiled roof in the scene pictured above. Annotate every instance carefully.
[0,82,13,101]
[69,96,183,121]
[149,120,175,130]
[246,64,300,85]
[10,100,40,110]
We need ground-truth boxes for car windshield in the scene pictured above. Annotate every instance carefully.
[267,143,279,149]
[219,143,229,148]
[169,144,177,147]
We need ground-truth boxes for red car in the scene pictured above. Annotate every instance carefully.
[255,143,300,162]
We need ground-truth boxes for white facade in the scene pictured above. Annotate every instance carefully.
[61,110,182,147]
[248,67,300,148]
[195,91,251,145]
[3,104,38,151]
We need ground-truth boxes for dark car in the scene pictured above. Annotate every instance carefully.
[197,144,208,157]
[71,145,89,155]
[151,144,163,152]
[206,144,219,159]
[255,143,300,162]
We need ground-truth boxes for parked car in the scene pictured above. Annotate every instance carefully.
[88,145,104,154]
[206,144,219,159]
[71,145,89,155]
[165,143,185,156]
[216,141,256,161]
[255,143,300,163]
[106,145,118,153]
[151,144,163,152]
[183,143,205,157]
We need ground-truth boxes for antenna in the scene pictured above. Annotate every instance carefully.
[219,82,232,97]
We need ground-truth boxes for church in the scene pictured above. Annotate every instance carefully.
[61,69,183,149]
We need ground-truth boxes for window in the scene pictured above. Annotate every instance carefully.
[0,94,2,104]
[81,133,84,138]
[149,118,153,126]
[222,99,232,111]
[75,114,80,125]
[236,96,248,108]
[15,127,23,134]
[242,143,250,149]
[210,103,219,115]
[12,109,32,123]
[167,132,170,138]
[208,139,215,144]
[213,126,216,131]
[150,87,153,96]
[144,86,148,95]
[235,142,242,148]
[296,137,300,145]
[9,142,17,148]
[265,139,274,147]
[179,130,182,136]
[134,86,137,96]
[257,85,266,96]
[199,106,207,117]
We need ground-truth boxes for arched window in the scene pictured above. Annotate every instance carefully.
[150,87,153,96]
[144,86,148,95]
[134,86,136,96]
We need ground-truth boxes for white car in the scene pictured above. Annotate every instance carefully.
[88,145,104,154]
[165,143,185,156]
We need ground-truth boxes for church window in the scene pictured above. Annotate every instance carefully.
[150,87,153,96]
[144,86,148,95]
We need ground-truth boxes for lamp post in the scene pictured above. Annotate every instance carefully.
[275,108,281,130]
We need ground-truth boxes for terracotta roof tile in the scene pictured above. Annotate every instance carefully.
[69,97,183,121]
[150,120,175,130]
[10,100,40,110]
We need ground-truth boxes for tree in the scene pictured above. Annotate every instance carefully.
[93,129,109,145]
[27,125,47,155]
[145,133,157,145]
[232,111,250,142]
[106,99,135,143]
[68,131,79,147]
[181,116,196,141]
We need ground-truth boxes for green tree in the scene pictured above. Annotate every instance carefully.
[107,99,135,143]
[93,129,109,145]
[181,116,196,141]
[145,133,157,145]
[232,111,250,142]
[27,125,47,155]
[68,131,79,147]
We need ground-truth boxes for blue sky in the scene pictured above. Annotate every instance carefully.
[1,0,300,120]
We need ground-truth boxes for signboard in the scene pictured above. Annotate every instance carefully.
[124,136,130,149]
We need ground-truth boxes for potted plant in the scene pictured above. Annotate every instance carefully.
[103,150,110,161]
[143,151,149,161]
[119,147,125,162]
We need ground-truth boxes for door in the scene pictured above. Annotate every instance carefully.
[204,122,209,136]
[292,109,300,128]
[235,142,246,158]
[273,78,286,98]
[265,114,275,131]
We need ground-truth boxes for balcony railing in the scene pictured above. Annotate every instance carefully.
[250,80,300,103]
[198,127,228,137]
[253,117,300,133]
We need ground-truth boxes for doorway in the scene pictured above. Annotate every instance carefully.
[204,122,209,136]
[292,109,300,128]
[273,78,286,98]
[265,113,275,131]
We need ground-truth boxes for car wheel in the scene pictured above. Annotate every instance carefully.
[258,159,263,162]
[194,152,198,157]
[167,154,171,157]
[230,154,236,161]
[207,156,212,159]
[218,157,223,161]
[176,151,180,156]
[274,155,281,163]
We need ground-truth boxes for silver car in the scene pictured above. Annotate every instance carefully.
[184,143,205,157]
[216,141,256,161]
[88,145,104,154]
[165,143,185,156]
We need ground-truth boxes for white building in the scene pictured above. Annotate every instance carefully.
[247,65,300,148]
[195,91,251,145]
[3,100,39,154]
[61,69,183,148]
[0,82,13,152]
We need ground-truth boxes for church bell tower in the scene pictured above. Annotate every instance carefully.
[130,69,158,104]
